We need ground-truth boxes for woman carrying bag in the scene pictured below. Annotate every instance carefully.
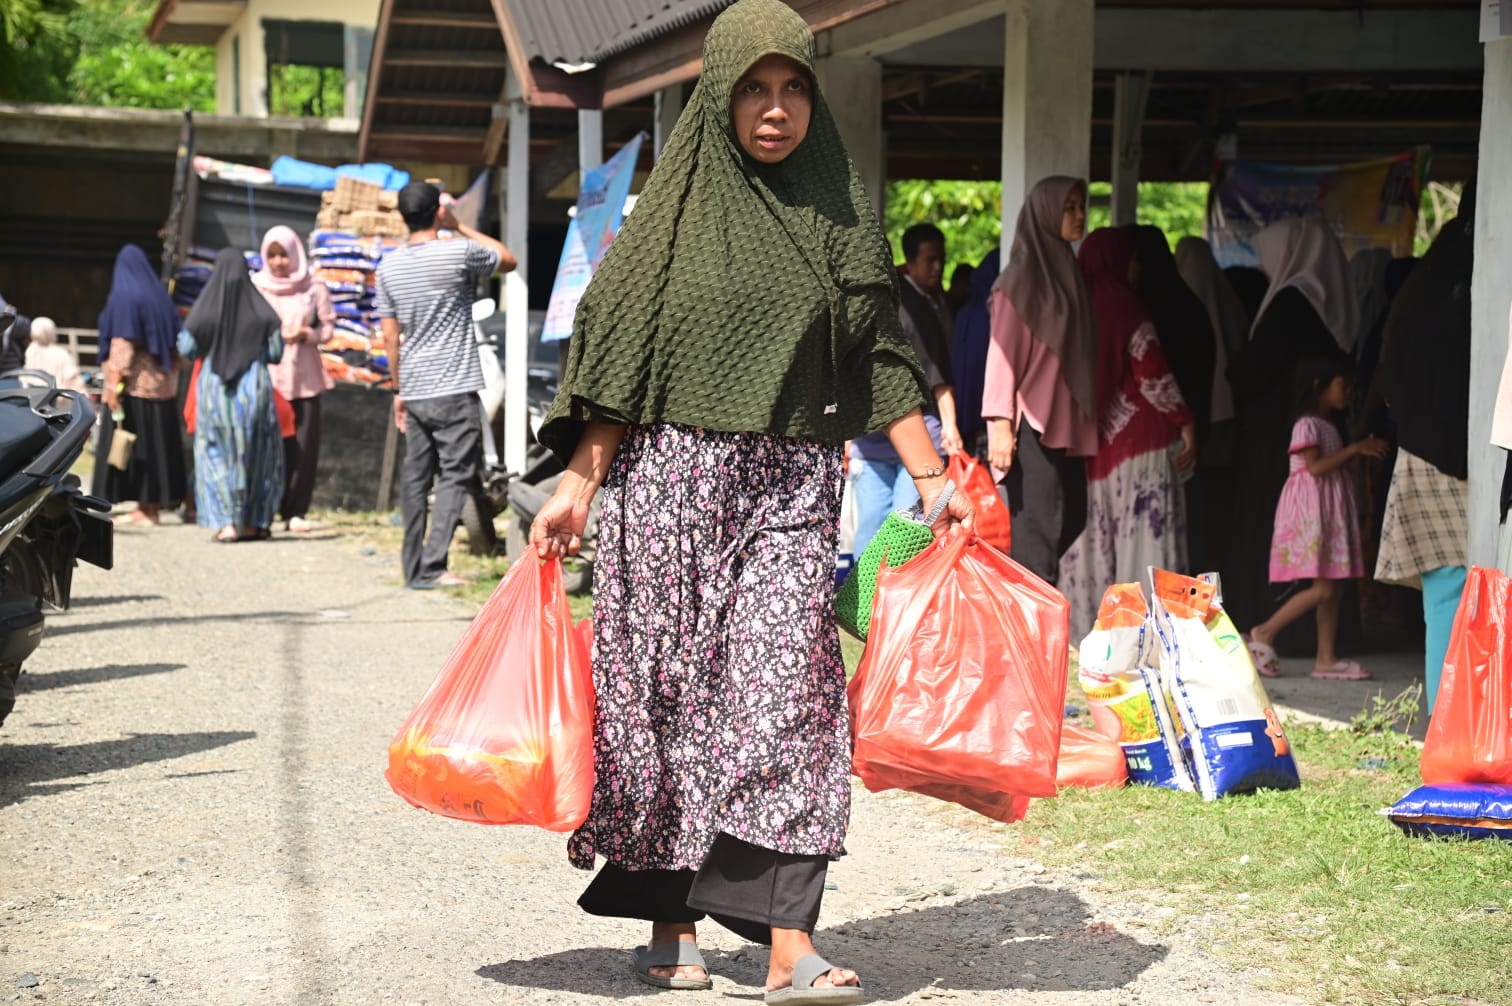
[529,1,973,999]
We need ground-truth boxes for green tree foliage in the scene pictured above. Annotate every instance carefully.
[67,0,214,110]
[885,179,1212,278]
[1,0,214,110]
[0,0,75,100]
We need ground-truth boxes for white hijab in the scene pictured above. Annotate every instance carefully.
[1250,217,1359,352]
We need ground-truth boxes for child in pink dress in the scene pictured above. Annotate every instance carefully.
[1245,361,1387,680]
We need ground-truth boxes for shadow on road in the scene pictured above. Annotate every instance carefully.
[476,888,1167,1002]
[0,730,256,808]
[17,662,185,693]
[43,610,309,638]
[64,594,166,609]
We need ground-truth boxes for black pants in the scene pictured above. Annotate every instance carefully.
[280,396,322,521]
[1001,421,1087,586]
[400,393,485,586]
[578,834,828,946]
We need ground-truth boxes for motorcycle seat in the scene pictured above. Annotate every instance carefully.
[0,397,53,485]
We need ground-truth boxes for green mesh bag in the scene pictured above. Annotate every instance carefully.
[834,485,954,639]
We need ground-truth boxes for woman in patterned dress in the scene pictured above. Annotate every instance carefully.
[1058,227,1195,639]
[179,248,285,543]
[529,0,973,1000]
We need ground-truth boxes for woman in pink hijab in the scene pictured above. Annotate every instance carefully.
[982,176,1099,585]
[254,226,335,533]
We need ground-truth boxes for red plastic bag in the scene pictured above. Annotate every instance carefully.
[948,453,1011,553]
[1422,567,1512,786]
[848,533,1069,822]
[1056,724,1129,790]
[385,557,596,829]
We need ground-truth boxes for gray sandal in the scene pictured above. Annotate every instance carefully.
[764,954,864,1004]
[632,942,713,991]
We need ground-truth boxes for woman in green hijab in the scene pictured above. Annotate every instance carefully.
[530,0,972,1000]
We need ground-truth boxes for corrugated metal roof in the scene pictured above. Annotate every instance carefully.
[505,0,732,67]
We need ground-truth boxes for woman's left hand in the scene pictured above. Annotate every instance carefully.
[917,478,976,539]
[939,423,965,457]
[1173,423,1198,474]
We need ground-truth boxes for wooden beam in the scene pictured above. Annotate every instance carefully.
[385,49,509,69]
[376,92,499,108]
[819,0,1005,59]
[357,0,399,162]
[389,10,497,30]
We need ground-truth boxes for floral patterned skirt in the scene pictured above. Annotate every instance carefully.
[1059,447,1188,640]
[567,424,850,872]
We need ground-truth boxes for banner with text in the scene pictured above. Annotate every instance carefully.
[542,132,646,343]
[1208,148,1430,268]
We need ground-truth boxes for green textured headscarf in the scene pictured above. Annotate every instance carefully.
[537,0,928,464]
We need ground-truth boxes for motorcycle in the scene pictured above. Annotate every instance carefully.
[0,322,114,728]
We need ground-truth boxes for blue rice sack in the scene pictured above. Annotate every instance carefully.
[1386,784,1512,841]
[1148,569,1301,800]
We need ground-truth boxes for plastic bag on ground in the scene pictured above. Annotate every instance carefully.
[1077,583,1189,789]
[848,533,1069,822]
[1149,569,1300,800]
[385,557,595,829]
[1421,566,1512,786]
[947,452,1011,554]
[1056,723,1129,789]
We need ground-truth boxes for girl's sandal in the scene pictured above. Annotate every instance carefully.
[1244,636,1283,678]
[1311,660,1372,681]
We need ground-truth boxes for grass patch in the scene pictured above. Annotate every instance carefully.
[1006,708,1511,1004]
[311,510,1510,1002]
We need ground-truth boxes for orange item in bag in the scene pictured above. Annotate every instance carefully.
[849,532,1069,822]
[385,557,595,829]
[947,452,1011,553]
[1421,566,1512,786]
[1055,723,1129,789]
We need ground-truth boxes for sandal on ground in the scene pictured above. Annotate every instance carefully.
[287,516,314,534]
[765,955,864,1004]
[240,527,272,542]
[1311,660,1372,681]
[1244,636,1282,678]
[631,942,713,991]
[113,510,156,527]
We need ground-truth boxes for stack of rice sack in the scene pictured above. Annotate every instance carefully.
[1077,570,1301,800]
[1385,566,1512,841]
[309,177,407,387]
[172,246,262,317]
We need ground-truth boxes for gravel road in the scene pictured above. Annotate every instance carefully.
[1,521,1302,1005]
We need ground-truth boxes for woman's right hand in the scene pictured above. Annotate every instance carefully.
[987,417,1016,472]
[531,492,591,558]
[102,384,120,413]
[917,477,977,539]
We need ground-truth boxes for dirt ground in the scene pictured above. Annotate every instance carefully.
[1,520,1305,1004]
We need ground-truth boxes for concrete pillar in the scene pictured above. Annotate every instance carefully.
[654,84,683,160]
[999,0,1094,263]
[1110,72,1151,226]
[1469,39,1512,568]
[816,55,885,218]
[503,98,531,475]
[578,109,603,173]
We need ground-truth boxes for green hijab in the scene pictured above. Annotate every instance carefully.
[537,0,927,464]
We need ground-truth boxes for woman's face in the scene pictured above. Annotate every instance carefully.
[730,53,813,165]
[266,242,293,278]
[1060,187,1087,243]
